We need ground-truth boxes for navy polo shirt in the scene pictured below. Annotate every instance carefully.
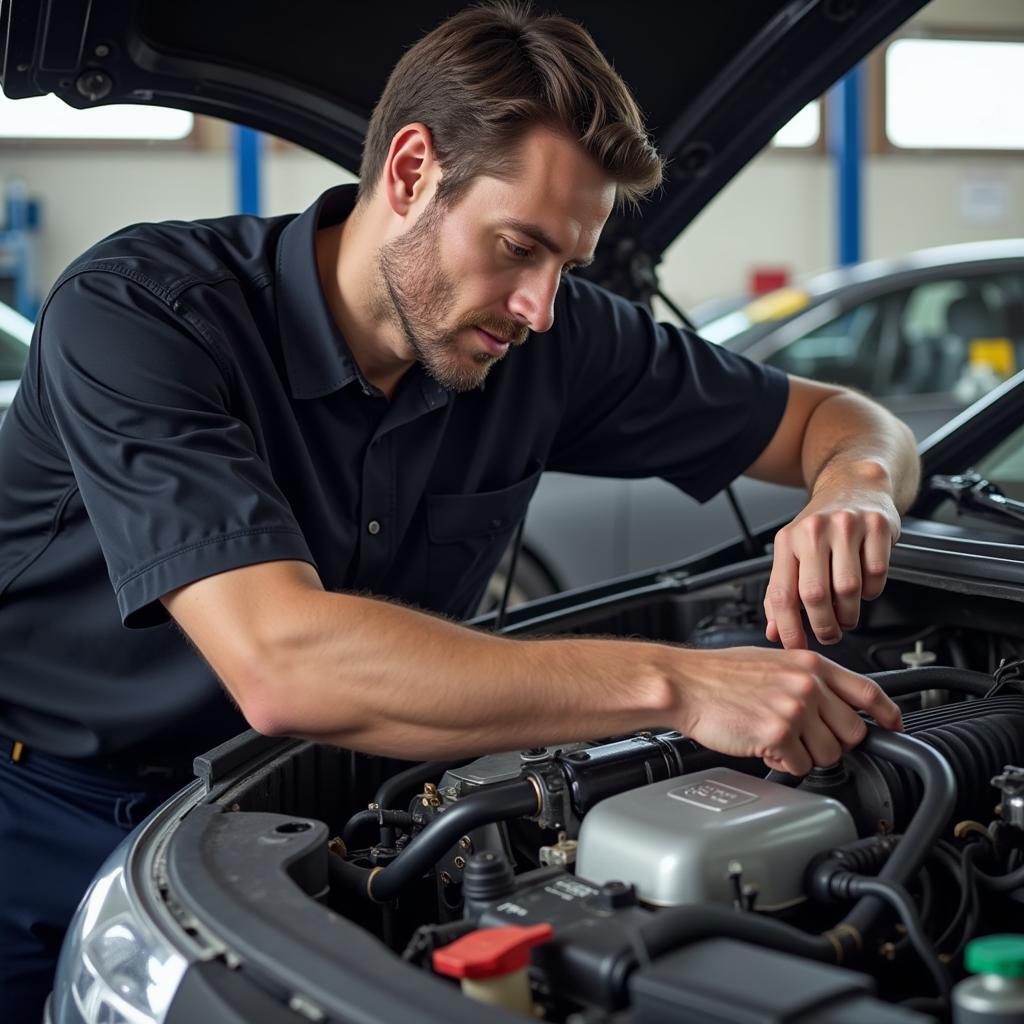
[0,185,788,759]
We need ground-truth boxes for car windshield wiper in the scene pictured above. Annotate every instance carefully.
[927,470,1024,526]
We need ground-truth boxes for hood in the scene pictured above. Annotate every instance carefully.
[1,0,928,275]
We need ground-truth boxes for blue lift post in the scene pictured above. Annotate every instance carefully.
[234,124,263,216]
[828,63,864,267]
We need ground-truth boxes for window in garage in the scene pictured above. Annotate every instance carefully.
[0,92,193,140]
[771,100,821,148]
[885,37,1024,151]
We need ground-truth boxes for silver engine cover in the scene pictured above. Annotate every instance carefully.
[575,766,856,911]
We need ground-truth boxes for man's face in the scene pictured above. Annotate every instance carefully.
[375,127,616,391]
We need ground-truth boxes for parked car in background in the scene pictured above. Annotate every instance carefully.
[0,296,32,419]
[514,239,1024,604]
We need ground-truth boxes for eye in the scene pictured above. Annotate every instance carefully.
[501,237,532,260]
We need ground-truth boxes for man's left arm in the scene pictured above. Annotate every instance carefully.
[744,376,920,650]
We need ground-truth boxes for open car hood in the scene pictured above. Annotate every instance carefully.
[2,0,927,270]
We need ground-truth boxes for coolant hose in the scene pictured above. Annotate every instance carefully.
[367,779,539,903]
[870,666,997,699]
[841,727,956,938]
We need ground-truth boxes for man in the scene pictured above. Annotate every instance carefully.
[0,2,917,1015]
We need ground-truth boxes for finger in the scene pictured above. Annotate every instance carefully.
[792,527,842,645]
[765,550,806,649]
[764,739,813,777]
[829,522,863,630]
[800,714,845,768]
[861,513,894,601]
[823,663,903,731]
[818,686,870,750]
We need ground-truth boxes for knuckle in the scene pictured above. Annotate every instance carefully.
[778,624,805,645]
[768,584,794,606]
[763,720,793,749]
[865,511,889,532]
[832,510,856,535]
[790,649,822,672]
[845,717,868,746]
[833,574,861,597]
[803,514,827,540]
[798,581,828,606]
[790,673,817,699]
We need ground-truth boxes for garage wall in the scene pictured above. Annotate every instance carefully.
[0,0,1021,312]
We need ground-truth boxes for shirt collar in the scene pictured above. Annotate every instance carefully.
[275,184,370,400]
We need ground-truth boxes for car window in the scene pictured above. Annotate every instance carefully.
[763,302,881,391]
[885,276,1021,402]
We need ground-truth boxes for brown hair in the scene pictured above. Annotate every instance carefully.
[358,2,663,210]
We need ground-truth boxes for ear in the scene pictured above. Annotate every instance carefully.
[382,123,439,217]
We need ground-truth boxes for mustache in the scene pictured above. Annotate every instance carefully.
[457,313,530,346]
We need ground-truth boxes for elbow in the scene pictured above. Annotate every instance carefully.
[220,641,303,738]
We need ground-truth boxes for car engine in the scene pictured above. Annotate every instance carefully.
[173,578,1024,1024]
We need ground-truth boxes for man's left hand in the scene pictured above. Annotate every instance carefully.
[764,484,901,649]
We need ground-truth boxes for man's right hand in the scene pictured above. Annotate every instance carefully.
[162,560,902,768]
[669,646,903,777]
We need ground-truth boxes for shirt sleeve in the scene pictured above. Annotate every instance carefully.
[548,278,790,503]
[37,269,315,627]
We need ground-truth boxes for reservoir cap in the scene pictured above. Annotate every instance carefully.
[966,935,1024,978]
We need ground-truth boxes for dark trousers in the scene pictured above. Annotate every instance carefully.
[0,742,179,1024]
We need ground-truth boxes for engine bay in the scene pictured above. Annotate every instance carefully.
[167,571,1024,1023]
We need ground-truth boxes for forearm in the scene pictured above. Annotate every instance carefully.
[801,391,920,511]
[243,590,677,758]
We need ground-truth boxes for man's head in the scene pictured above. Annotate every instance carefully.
[355,2,664,391]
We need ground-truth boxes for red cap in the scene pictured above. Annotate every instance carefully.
[432,924,554,980]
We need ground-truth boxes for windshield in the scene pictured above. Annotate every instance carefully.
[973,424,1024,502]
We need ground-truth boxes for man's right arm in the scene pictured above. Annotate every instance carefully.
[162,560,901,776]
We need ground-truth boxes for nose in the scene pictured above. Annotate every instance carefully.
[507,268,560,334]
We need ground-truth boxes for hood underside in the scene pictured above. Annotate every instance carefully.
[2,0,928,261]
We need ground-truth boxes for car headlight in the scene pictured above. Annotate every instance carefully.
[49,837,188,1024]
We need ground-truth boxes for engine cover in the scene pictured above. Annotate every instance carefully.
[575,767,856,911]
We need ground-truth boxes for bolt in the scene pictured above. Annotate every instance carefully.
[75,69,113,102]
[94,44,110,58]
[440,871,453,886]
[454,856,466,869]
[458,836,472,850]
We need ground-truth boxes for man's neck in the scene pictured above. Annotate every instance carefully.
[314,209,413,399]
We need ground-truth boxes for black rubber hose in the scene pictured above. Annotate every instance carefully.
[870,667,997,699]
[368,779,539,903]
[975,862,1024,892]
[838,876,950,1002]
[327,848,373,897]
[842,728,956,939]
[373,760,461,811]
[341,809,414,849]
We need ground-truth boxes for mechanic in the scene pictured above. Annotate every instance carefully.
[0,3,919,1016]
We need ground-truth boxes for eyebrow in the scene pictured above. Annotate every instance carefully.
[502,219,595,269]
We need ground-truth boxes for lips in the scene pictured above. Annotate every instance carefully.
[474,326,511,357]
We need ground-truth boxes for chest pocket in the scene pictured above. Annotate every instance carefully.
[426,462,543,615]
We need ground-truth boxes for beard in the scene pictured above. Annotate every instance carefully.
[373,198,528,392]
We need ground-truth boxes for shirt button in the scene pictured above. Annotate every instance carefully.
[367,520,381,536]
